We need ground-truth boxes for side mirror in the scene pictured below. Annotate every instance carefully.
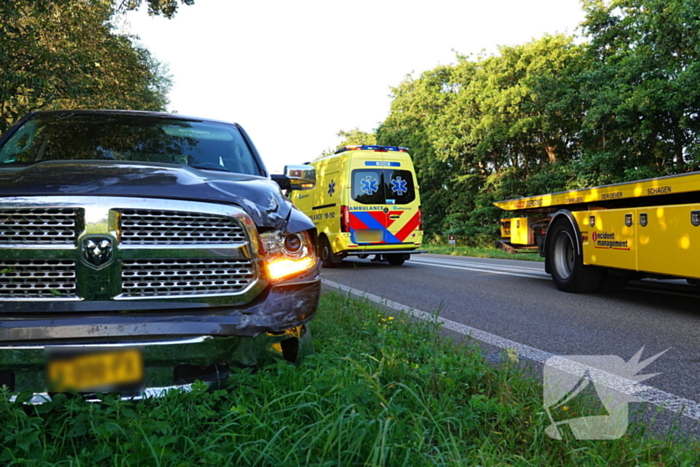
[276,164,315,191]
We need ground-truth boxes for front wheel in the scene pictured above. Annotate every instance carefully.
[547,220,604,293]
[319,236,342,268]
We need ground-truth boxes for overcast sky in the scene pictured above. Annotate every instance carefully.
[124,0,586,173]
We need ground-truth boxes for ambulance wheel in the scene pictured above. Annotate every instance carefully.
[547,220,604,293]
[319,236,341,268]
[387,253,409,266]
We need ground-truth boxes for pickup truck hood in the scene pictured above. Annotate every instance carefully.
[0,161,293,229]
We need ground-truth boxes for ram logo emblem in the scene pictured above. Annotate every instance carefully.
[82,236,114,269]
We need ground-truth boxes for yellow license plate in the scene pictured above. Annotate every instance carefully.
[47,348,144,392]
[355,229,383,242]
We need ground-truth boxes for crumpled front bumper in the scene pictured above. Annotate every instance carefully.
[2,325,313,403]
[0,277,320,400]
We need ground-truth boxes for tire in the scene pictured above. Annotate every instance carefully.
[547,220,604,293]
[387,253,409,266]
[289,324,314,364]
[319,236,341,268]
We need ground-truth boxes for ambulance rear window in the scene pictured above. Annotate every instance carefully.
[351,169,416,205]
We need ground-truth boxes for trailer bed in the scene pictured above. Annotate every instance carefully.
[494,171,700,212]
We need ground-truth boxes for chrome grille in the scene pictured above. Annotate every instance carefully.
[0,260,77,298]
[0,208,78,244]
[121,259,255,297]
[0,198,260,304]
[119,209,247,245]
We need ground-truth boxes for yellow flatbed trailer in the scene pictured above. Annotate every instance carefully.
[494,172,700,292]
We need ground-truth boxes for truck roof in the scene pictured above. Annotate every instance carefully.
[494,170,700,212]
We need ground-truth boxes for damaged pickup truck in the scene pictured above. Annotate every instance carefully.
[0,110,320,402]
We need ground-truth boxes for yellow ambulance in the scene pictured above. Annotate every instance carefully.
[289,145,424,267]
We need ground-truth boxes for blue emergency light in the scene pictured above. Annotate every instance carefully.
[365,161,400,167]
[334,145,409,154]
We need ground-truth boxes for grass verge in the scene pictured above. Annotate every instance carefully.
[424,244,545,262]
[1,291,697,466]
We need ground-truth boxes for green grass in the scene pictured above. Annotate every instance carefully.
[1,292,697,466]
[424,243,545,262]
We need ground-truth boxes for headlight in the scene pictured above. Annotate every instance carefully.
[260,231,317,281]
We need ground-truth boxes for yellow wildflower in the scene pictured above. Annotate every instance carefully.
[506,348,519,364]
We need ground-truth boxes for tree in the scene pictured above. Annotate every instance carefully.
[119,0,195,18]
[0,0,172,133]
[434,36,584,183]
[377,67,457,238]
[377,37,584,242]
[336,127,377,147]
[575,0,700,180]
[371,1,700,244]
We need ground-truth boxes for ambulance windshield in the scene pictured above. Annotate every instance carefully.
[351,169,416,205]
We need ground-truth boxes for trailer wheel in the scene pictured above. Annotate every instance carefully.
[319,236,341,268]
[387,253,409,266]
[548,220,604,293]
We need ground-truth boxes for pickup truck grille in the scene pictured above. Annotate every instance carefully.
[0,260,77,298]
[0,208,78,244]
[121,259,255,297]
[0,197,261,306]
[119,209,247,245]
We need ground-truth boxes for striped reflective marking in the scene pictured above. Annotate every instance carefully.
[395,211,421,242]
[350,211,400,243]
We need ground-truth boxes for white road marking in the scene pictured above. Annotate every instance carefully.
[411,258,700,298]
[409,258,549,280]
[323,279,700,421]
[414,257,544,272]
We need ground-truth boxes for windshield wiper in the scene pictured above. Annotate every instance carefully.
[188,164,233,173]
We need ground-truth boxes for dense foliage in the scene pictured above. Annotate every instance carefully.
[370,0,700,243]
[0,0,172,134]
[118,0,194,18]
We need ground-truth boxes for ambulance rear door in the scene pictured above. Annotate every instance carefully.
[347,154,421,247]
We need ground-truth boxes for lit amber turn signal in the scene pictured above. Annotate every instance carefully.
[266,256,315,281]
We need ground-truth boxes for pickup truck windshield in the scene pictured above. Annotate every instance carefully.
[0,113,263,176]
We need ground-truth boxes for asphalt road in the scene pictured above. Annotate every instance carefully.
[320,253,700,432]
